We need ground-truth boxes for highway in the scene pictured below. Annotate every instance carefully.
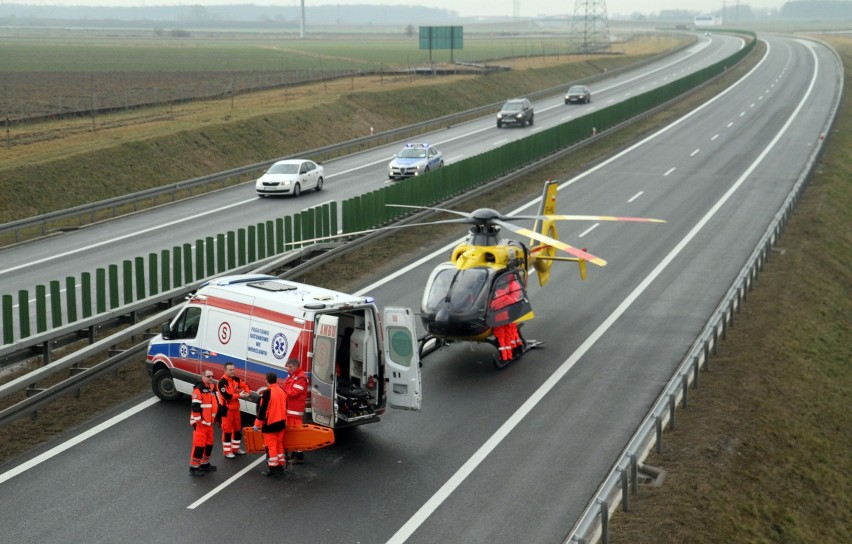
[0,34,841,543]
[0,33,742,300]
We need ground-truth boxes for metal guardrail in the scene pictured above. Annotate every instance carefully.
[564,36,844,544]
[0,243,345,427]
[0,40,692,245]
[0,35,718,429]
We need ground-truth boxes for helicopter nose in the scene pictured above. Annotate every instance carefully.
[435,308,450,326]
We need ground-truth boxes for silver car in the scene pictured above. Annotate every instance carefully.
[387,143,444,180]
[256,159,324,197]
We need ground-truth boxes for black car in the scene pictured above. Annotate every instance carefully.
[496,98,534,128]
[565,85,591,104]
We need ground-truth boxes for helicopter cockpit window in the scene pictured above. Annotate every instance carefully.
[422,264,491,313]
[448,269,489,310]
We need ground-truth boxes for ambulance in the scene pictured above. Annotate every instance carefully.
[145,274,421,428]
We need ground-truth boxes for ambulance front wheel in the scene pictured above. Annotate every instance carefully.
[152,369,182,401]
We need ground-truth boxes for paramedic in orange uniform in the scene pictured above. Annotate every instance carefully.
[282,358,309,463]
[217,362,250,458]
[189,370,219,477]
[253,372,288,477]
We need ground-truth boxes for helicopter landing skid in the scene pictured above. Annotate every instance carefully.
[523,339,544,351]
[491,338,543,369]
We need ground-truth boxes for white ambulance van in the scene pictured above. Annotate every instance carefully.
[146,274,421,428]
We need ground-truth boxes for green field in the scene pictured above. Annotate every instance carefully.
[0,30,617,72]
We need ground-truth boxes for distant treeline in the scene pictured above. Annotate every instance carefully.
[0,3,460,27]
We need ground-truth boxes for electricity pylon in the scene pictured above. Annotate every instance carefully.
[571,0,612,54]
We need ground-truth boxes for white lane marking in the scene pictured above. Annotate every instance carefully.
[712,134,720,141]
[0,36,798,513]
[388,40,821,543]
[691,149,700,156]
[187,456,267,510]
[2,38,719,278]
[627,192,644,203]
[0,200,249,276]
[0,397,160,486]
[727,121,734,128]
[664,167,676,176]
[579,224,599,237]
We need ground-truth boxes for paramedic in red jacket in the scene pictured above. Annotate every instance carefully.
[217,362,250,458]
[283,358,309,463]
[253,372,288,476]
[189,370,219,476]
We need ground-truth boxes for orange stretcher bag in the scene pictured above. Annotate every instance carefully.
[283,424,335,452]
[241,424,335,454]
[241,426,266,454]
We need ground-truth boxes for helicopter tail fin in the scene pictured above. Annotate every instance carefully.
[531,180,590,284]
[531,180,559,287]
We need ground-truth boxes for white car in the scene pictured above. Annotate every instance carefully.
[256,159,324,197]
[387,143,444,180]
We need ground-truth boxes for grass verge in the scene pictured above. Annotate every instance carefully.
[606,35,851,543]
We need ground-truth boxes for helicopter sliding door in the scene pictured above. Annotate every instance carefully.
[486,270,533,327]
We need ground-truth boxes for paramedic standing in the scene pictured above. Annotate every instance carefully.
[254,372,287,476]
[189,371,220,477]
[217,362,250,458]
[282,358,309,463]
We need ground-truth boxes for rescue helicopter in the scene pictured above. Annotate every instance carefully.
[397,179,663,367]
[306,179,665,368]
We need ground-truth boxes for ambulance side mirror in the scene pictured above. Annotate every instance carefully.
[161,322,172,340]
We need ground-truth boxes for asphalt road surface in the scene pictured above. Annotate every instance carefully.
[0,34,841,544]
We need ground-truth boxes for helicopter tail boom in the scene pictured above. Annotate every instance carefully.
[531,180,559,287]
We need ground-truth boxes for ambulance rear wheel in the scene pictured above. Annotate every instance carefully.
[152,369,181,401]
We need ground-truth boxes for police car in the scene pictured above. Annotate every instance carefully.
[387,143,444,180]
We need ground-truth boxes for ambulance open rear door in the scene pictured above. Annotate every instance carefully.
[310,314,338,427]
[383,307,422,411]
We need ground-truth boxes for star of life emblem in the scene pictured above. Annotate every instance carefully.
[272,333,288,360]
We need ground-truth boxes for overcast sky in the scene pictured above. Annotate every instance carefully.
[11,1,790,18]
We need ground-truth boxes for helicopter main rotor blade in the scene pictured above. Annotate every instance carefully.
[281,215,477,246]
[545,214,666,223]
[494,219,607,267]
[386,204,474,219]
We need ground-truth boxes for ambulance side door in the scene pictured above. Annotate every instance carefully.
[383,307,422,411]
[166,303,206,375]
[310,314,338,427]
